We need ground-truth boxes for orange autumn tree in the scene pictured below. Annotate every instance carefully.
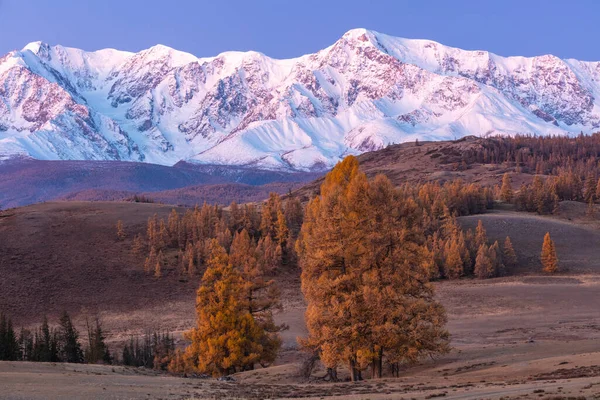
[183,239,281,376]
[297,156,449,381]
[500,173,513,203]
[540,232,559,273]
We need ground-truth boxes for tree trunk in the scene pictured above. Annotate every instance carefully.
[390,362,400,378]
[325,367,338,382]
[348,358,362,382]
[371,348,383,379]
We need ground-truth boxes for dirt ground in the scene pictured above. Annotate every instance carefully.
[3,202,600,398]
[4,276,600,399]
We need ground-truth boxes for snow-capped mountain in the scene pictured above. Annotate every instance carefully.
[2,28,600,171]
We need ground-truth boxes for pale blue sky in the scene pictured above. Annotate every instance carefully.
[1,0,599,60]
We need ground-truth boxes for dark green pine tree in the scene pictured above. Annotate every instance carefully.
[34,316,59,362]
[122,340,133,366]
[0,313,19,360]
[85,318,111,364]
[58,311,83,363]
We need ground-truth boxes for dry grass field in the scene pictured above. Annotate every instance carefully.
[3,201,600,399]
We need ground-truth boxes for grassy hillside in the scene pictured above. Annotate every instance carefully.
[459,208,600,274]
[0,202,196,327]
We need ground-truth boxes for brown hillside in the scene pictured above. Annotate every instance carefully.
[293,136,534,201]
[60,181,304,207]
[0,202,197,327]
[459,210,600,274]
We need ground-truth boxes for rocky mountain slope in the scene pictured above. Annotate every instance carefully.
[2,29,600,171]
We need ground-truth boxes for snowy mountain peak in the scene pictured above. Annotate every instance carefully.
[21,41,48,54]
[1,30,600,171]
[139,44,197,65]
[341,28,375,41]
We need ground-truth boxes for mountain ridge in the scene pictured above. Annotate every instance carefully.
[2,28,599,171]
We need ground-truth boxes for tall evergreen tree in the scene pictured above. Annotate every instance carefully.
[85,317,111,364]
[58,311,83,363]
[474,244,494,279]
[584,174,597,204]
[541,232,559,273]
[503,236,517,269]
[475,220,487,249]
[0,313,19,361]
[184,239,280,376]
[35,316,59,362]
[500,173,513,202]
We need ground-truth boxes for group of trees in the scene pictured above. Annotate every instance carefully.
[0,311,185,370]
[128,194,304,280]
[107,144,569,379]
[155,157,497,380]
[7,141,578,380]
[293,156,563,380]
[296,156,451,381]
[118,194,308,376]
[119,156,499,378]
[463,134,600,215]
[429,217,517,280]
[463,133,600,178]
[0,312,109,364]
[172,236,287,376]
[508,170,600,215]
[121,330,175,370]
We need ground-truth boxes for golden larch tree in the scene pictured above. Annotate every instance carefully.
[116,220,126,241]
[132,233,145,256]
[154,250,164,278]
[475,220,487,249]
[474,244,494,279]
[297,156,449,381]
[184,239,281,376]
[540,232,558,273]
[488,240,505,277]
[185,245,196,277]
[260,193,283,239]
[230,229,284,366]
[144,247,157,275]
[444,238,464,279]
[500,173,513,202]
[503,236,517,269]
